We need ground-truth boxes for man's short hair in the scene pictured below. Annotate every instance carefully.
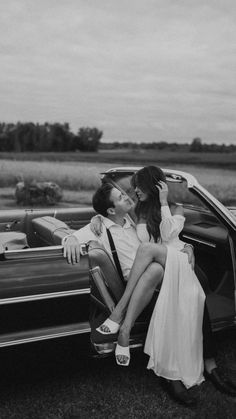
[92,183,115,217]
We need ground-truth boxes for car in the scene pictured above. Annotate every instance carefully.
[0,166,235,357]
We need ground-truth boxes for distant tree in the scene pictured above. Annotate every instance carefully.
[74,127,103,152]
[0,123,11,151]
[190,137,203,152]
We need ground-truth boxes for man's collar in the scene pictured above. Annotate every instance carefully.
[101,215,133,229]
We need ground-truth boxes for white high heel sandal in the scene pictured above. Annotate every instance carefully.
[115,344,130,366]
[96,318,120,335]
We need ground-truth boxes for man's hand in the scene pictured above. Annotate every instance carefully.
[63,235,81,264]
[181,244,195,270]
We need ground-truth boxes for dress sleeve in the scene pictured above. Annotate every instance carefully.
[160,205,185,242]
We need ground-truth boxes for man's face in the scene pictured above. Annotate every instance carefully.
[109,187,133,216]
[115,176,137,203]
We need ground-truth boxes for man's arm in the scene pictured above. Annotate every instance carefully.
[62,224,98,264]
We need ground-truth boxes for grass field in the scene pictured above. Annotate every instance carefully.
[0,157,235,207]
[0,149,236,169]
[0,330,235,419]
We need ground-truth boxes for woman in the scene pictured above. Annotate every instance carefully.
[122,166,205,390]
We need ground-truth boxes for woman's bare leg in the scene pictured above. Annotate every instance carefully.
[127,242,167,285]
[112,243,166,316]
[116,262,164,364]
[100,242,167,331]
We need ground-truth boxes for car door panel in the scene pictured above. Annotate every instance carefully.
[0,247,91,347]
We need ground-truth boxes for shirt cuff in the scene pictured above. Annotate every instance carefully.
[161,205,172,218]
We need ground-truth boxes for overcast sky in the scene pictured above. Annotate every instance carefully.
[1,0,236,144]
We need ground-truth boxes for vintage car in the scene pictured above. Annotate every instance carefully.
[0,167,235,357]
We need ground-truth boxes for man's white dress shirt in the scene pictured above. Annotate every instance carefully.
[65,216,141,280]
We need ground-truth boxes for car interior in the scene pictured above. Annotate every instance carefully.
[114,173,236,330]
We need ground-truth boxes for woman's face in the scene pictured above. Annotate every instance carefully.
[135,185,148,202]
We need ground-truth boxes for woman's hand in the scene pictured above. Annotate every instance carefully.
[155,180,169,206]
[90,214,103,237]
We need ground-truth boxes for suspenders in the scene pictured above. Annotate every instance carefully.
[106,228,126,286]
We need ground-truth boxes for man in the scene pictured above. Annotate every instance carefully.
[63,183,236,406]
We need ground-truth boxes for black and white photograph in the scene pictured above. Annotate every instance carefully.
[0,1,236,418]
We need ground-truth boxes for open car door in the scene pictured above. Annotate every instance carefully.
[88,240,157,356]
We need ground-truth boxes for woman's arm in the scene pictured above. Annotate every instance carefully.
[90,214,104,237]
[156,181,185,241]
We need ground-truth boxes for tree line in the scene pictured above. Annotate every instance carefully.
[101,137,236,153]
[0,123,235,153]
[0,122,103,152]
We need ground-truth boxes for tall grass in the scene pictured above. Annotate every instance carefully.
[0,160,112,190]
[0,159,235,205]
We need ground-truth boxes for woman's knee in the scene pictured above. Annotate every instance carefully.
[137,243,166,267]
[138,242,151,253]
[138,242,157,259]
[147,262,164,285]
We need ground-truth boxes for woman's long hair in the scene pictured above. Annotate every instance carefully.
[131,166,166,242]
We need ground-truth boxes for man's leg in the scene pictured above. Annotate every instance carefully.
[202,302,217,372]
[202,302,236,396]
[116,262,164,363]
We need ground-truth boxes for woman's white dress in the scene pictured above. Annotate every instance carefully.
[138,206,206,389]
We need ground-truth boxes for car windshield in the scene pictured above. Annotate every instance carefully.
[167,179,209,210]
[109,173,209,212]
[229,208,236,220]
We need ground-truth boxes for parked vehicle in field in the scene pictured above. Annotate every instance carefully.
[0,167,235,356]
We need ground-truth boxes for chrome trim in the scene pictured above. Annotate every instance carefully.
[0,327,91,348]
[211,318,236,332]
[94,344,114,355]
[228,235,236,312]
[93,341,143,355]
[5,244,63,256]
[0,288,90,305]
[182,234,216,248]
[229,235,236,286]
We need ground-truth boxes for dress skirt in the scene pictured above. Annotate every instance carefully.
[144,246,206,388]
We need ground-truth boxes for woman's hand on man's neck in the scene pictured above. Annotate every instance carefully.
[108,213,126,227]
